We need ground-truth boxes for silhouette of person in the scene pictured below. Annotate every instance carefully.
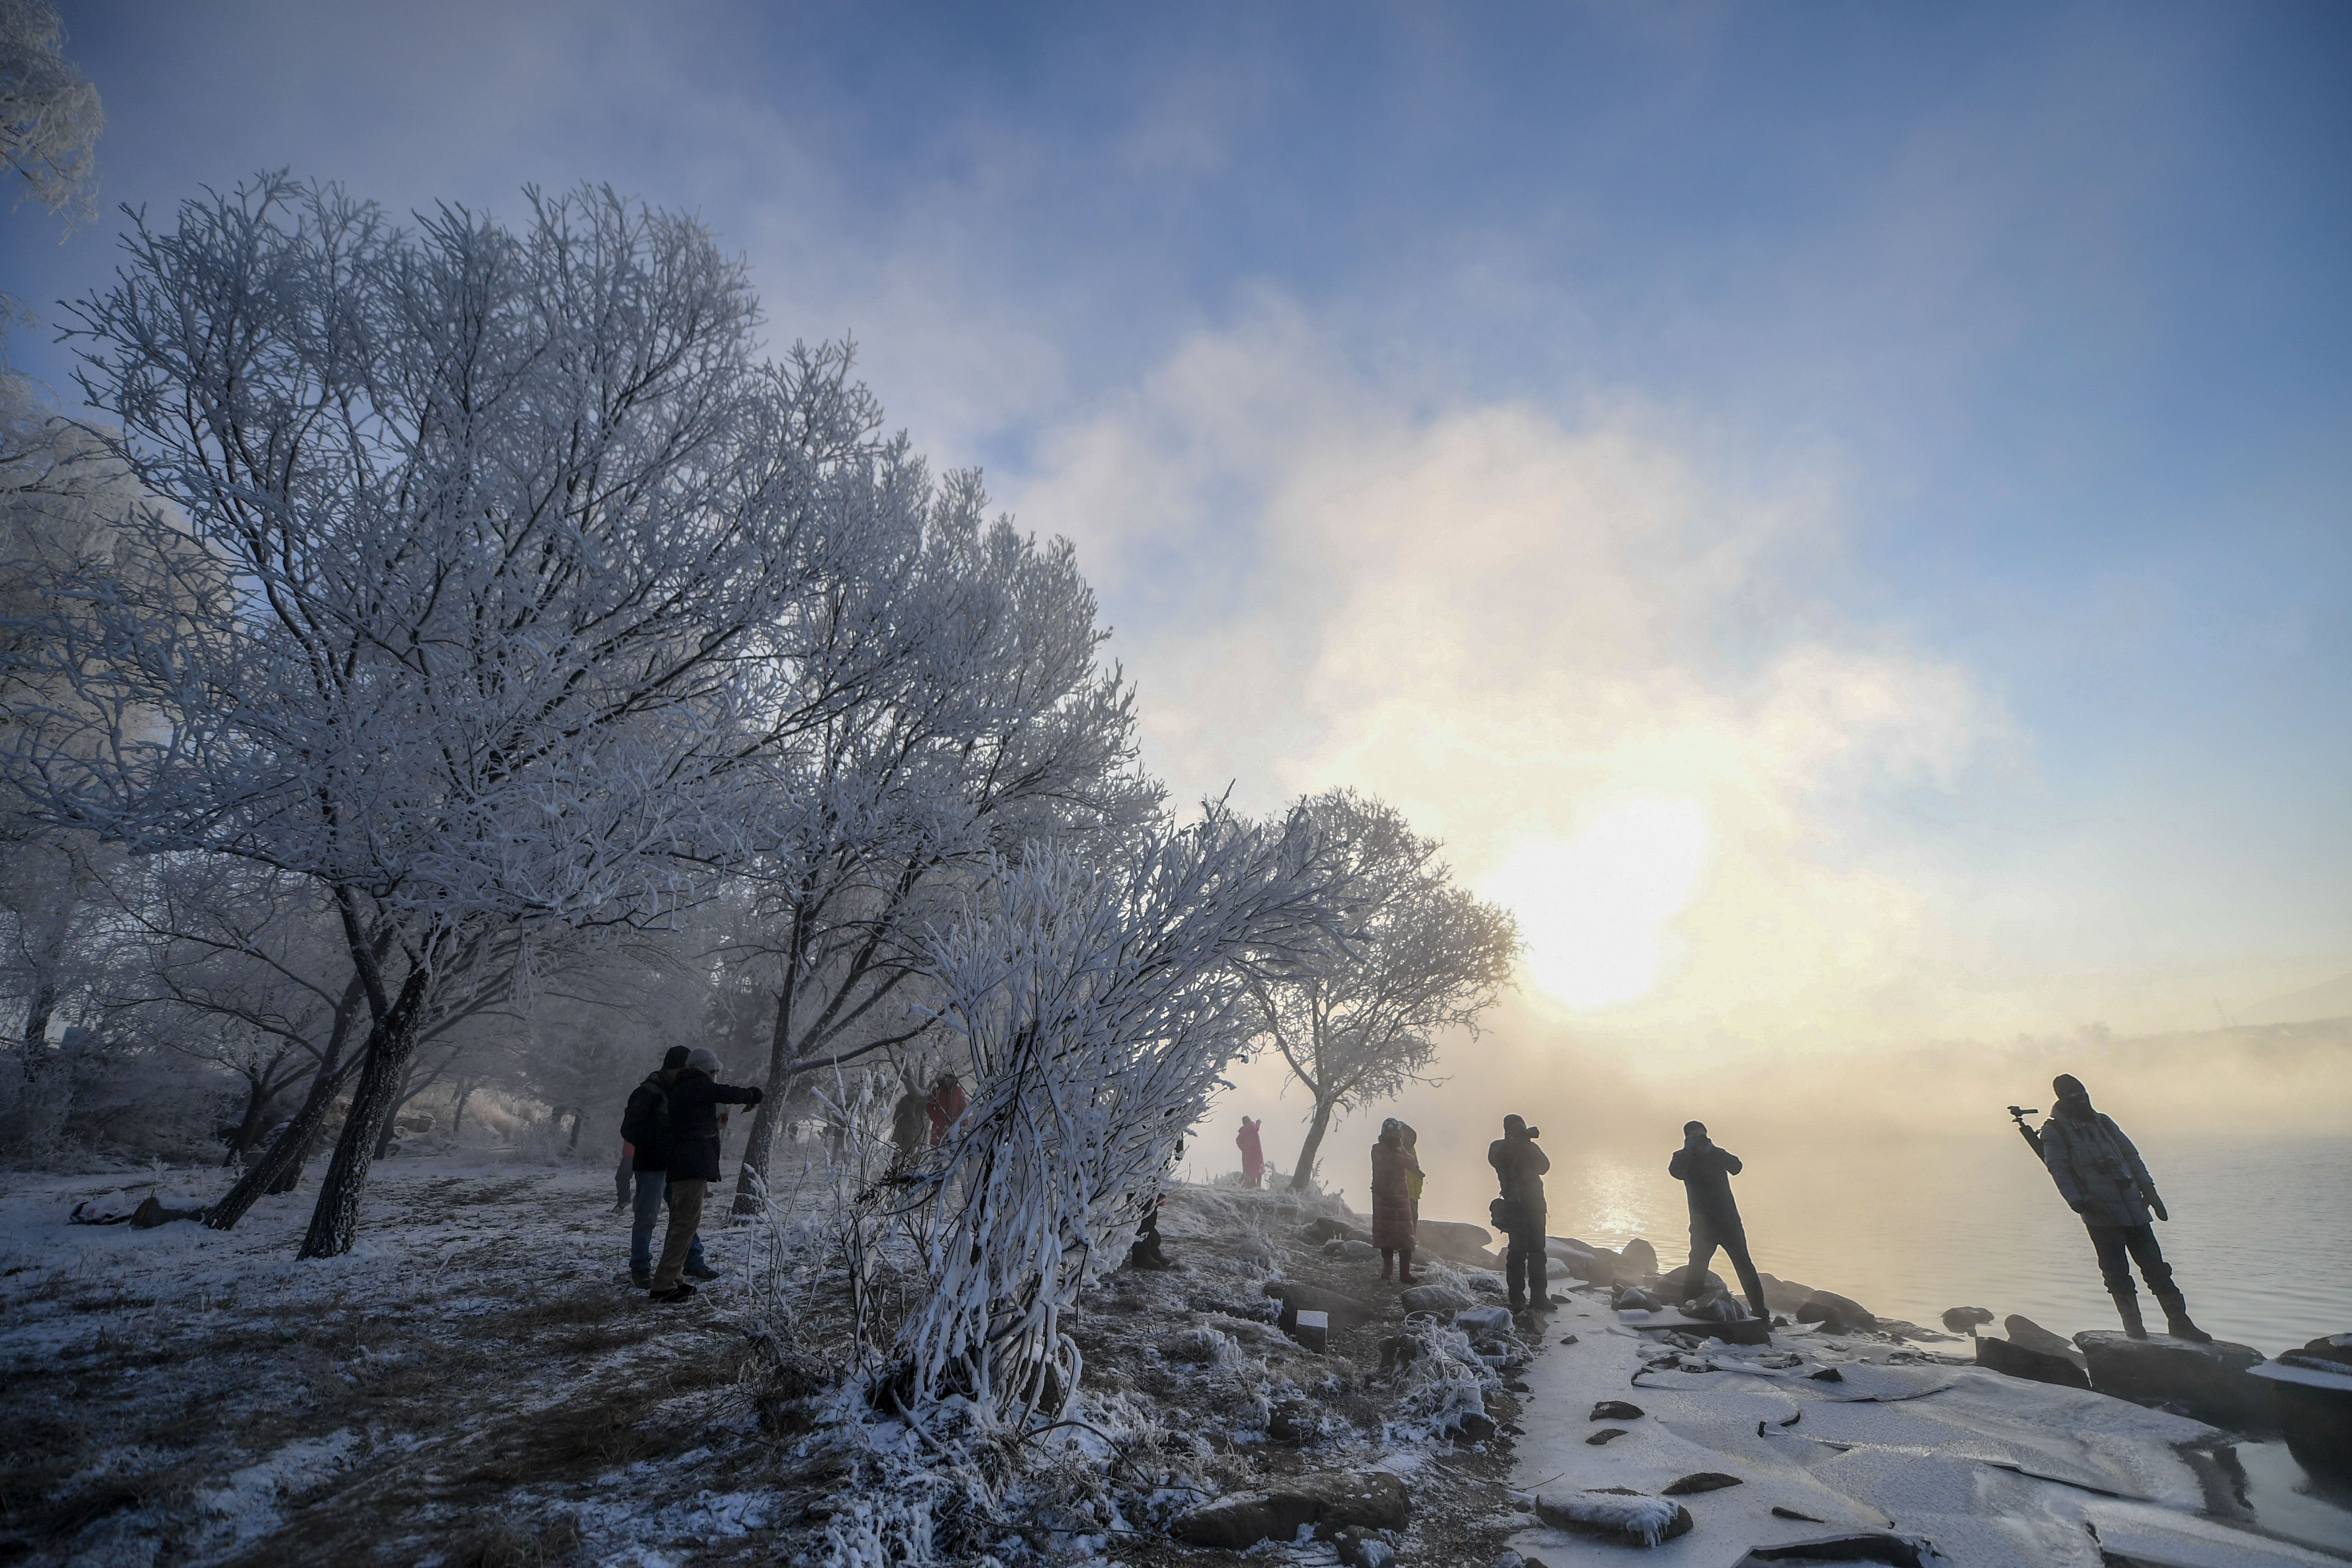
[1669,1121,1771,1326]
[2035,1074,2211,1342]
[1236,1115,1265,1188]
[1488,1114,1552,1311]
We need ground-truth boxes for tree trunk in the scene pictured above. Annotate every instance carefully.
[223,1077,276,1166]
[21,980,58,1049]
[370,1055,418,1161]
[450,1080,474,1137]
[565,1107,584,1151]
[732,907,806,1217]
[1288,1096,1338,1193]
[299,967,430,1259]
[207,1052,350,1228]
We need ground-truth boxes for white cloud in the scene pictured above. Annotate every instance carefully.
[1007,310,2016,1052]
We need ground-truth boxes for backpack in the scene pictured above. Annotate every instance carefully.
[620,1073,673,1152]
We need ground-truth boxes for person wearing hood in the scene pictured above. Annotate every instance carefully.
[1371,1118,1421,1282]
[647,1048,765,1303]
[889,1080,928,1168]
[1488,1114,1552,1310]
[2036,1074,2211,1342]
[1236,1115,1265,1189]
[619,1046,713,1288]
[1669,1121,1771,1326]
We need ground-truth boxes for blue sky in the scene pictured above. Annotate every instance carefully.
[8,0,2348,1047]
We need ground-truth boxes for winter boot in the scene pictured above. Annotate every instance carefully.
[683,1260,721,1281]
[650,1282,698,1304]
[2111,1290,2149,1340]
[1398,1250,1417,1285]
[630,1269,652,1289]
[1380,1254,1393,1281]
[2154,1288,2213,1343]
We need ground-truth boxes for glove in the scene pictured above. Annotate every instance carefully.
[746,1086,765,1106]
[2146,1189,2168,1222]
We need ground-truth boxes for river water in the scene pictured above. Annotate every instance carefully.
[1514,1133,2351,1356]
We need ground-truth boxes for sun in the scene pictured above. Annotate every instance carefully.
[1480,800,1710,1010]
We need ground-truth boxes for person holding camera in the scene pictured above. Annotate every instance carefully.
[1488,1113,1552,1311]
[2033,1074,2210,1342]
[1669,1120,1772,1327]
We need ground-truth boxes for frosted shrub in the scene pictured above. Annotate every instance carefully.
[856,807,1338,1425]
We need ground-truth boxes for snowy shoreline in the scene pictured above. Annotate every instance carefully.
[4,1155,2347,1568]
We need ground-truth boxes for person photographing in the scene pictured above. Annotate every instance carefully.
[1488,1114,1552,1311]
[2029,1074,2211,1342]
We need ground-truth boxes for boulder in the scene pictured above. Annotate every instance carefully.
[1323,1238,1381,1261]
[1736,1533,1930,1566]
[1794,1291,1875,1335]
[1399,1278,1479,1314]
[1172,1470,1409,1548]
[130,1195,204,1229]
[2076,1330,2274,1432]
[2252,1334,2352,1481]
[1656,1264,1729,1302]
[1613,1285,1662,1312]
[1447,1408,1498,1441]
[1304,1216,1371,1245]
[1756,1273,1817,1314]
[1454,1304,1516,1337]
[1533,1490,1692,1549]
[1417,1218,1494,1259]
[1661,1472,1742,1495]
[1618,1238,1659,1277]
[1590,1399,1645,1421]
[2002,1314,2086,1367]
[1267,1398,1322,1443]
[1289,1309,1330,1352]
[1586,1427,1630,1445]
[1974,1335,2091,1391]
[1941,1306,1995,1335]
[1268,1281,1379,1334]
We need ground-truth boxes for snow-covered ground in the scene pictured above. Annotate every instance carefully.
[8,1156,2344,1568]
[1503,1290,2349,1566]
[0,1159,1528,1567]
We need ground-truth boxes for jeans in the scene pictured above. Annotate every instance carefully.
[652,1177,710,1291]
[1686,1222,1770,1320]
[1504,1229,1547,1305]
[631,1170,706,1276]
[2085,1222,2177,1300]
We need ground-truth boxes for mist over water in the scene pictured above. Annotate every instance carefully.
[1203,1011,2352,1355]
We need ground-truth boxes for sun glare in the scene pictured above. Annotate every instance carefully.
[1481,800,1710,1009]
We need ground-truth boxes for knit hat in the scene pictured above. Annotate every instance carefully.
[686,1047,722,1075]
[662,1045,691,1070]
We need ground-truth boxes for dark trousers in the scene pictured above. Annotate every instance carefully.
[1505,1229,1547,1306]
[1688,1225,1770,1321]
[2085,1222,2176,1300]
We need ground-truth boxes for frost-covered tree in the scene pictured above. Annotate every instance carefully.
[728,505,1160,1213]
[865,802,1338,1421]
[1246,789,1520,1191]
[1,175,917,1255]
[0,0,102,229]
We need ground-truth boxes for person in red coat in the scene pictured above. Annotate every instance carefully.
[1371,1117,1421,1282]
[1236,1115,1265,1188]
[926,1071,968,1146]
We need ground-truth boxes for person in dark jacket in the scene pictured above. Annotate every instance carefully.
[621,1046,711,1288]
[648,1047,765,1302]
[2035,1074,2210,1342]
[1488,1114,1552,1310]
[1669,1121,1770,1326]
[890,1082,928,1168]
[1371,1118,1420,1282]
